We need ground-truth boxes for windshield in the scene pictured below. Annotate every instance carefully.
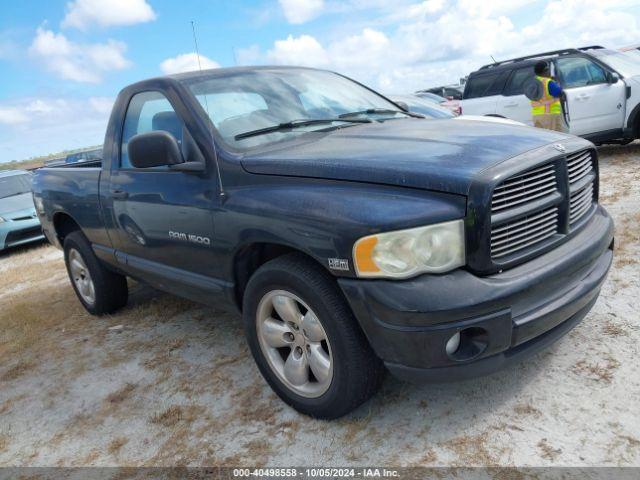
[597,51,640,77]
[183,68,406,150]
[0,174,32,199]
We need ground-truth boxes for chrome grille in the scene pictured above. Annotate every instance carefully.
[567,149,593,184]
[570,181,594,224]
[491,207,559,259]
[491,163,557,212]
[568,149,595,225]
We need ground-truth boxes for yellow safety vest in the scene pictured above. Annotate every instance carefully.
[531,76,562,116]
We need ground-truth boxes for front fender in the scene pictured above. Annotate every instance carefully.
[221,178,466,278]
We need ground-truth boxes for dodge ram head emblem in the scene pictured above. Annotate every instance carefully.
[553,143,566,153]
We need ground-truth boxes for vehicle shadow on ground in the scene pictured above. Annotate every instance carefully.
[121,279,556,442]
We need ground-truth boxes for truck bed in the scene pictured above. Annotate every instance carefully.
[32,164,109,249]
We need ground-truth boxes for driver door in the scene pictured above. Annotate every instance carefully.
[556,56,626,136]
[109,90,220,295]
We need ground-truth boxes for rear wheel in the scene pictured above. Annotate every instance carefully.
[64,231,128,315]
[243,253,384,419]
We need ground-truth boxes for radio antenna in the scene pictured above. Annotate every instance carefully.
[490,54,497,63]
[190,20,225,199]
[191,21,204,72]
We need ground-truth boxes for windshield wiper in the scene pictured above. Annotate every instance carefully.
[339,108,423,119]
[234,118,372,140]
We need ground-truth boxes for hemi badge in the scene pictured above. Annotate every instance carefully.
[328,258,349,271]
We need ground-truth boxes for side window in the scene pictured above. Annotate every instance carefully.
[504,66,535,96]
[464,71,508,99]
[444,87,462,100]
[557,57,607,88]
[120,91,184,169]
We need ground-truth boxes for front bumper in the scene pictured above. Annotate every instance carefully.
[338,205,614,382]
[0,212,45,251]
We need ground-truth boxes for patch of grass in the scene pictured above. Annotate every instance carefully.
[513,403,542,416]
[602,321,628,337]
[1,360,34,381]
[105,383,136,404]
[443,433,498,467]
[537,438,562,461]
[107,436,128,455]
[572,355,620,384]
[151,405,184,428]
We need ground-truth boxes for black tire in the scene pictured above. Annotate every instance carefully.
[242,253,384,419]
[63,231,128,315]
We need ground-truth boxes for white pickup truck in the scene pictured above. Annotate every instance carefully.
[460,46,640,144]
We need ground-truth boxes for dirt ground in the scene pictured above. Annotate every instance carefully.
[0,144,638,468]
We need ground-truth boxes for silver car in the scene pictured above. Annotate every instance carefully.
[0,170,44,251]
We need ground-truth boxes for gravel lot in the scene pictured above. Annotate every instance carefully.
[0,144,638,468]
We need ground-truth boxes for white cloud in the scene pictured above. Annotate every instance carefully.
[278,0,324,24]
[29,27,131,83]
[62,0,156,30]
[252,0,640,92]
[159,53,220,74]
[267,35,329,66]
[0,107,29,125]
[0,96,113,162]
[88,97,115,114]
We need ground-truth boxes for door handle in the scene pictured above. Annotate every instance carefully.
[111,189,129,199]
[503,102,519,107]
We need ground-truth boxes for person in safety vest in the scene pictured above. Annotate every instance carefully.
[531,60,568,133]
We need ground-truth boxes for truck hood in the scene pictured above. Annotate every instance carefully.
[0,192,35,216]
[241,118,571,195]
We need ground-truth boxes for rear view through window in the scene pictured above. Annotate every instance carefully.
[463,71,509,99]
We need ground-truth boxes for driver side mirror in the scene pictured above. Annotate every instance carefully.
[128,131,184,169]
[608,72,620,84]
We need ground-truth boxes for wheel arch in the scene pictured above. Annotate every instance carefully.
[232,242,328,312]
[628,103,640,138]
[52,212,82,245]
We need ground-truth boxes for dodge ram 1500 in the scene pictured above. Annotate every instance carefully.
[32,66,614,419]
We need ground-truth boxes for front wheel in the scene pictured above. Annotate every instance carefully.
[243,253,384,419]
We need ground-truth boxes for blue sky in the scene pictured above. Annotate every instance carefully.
[1,0,639,163]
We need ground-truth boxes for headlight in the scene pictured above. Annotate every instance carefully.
[353,220,465,279]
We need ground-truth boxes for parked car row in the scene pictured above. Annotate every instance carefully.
[413,91,462,116]
[423,45,640,145]
[389,94,523,126]
[0,170,44,251]
[44,148,103,167]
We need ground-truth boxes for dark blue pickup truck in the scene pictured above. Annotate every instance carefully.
[32,66,614,419]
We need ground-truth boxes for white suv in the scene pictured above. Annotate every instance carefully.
[460,46,640,144]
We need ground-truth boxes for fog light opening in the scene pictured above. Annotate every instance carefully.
[447,327,489,362]
[445,332,461,356]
